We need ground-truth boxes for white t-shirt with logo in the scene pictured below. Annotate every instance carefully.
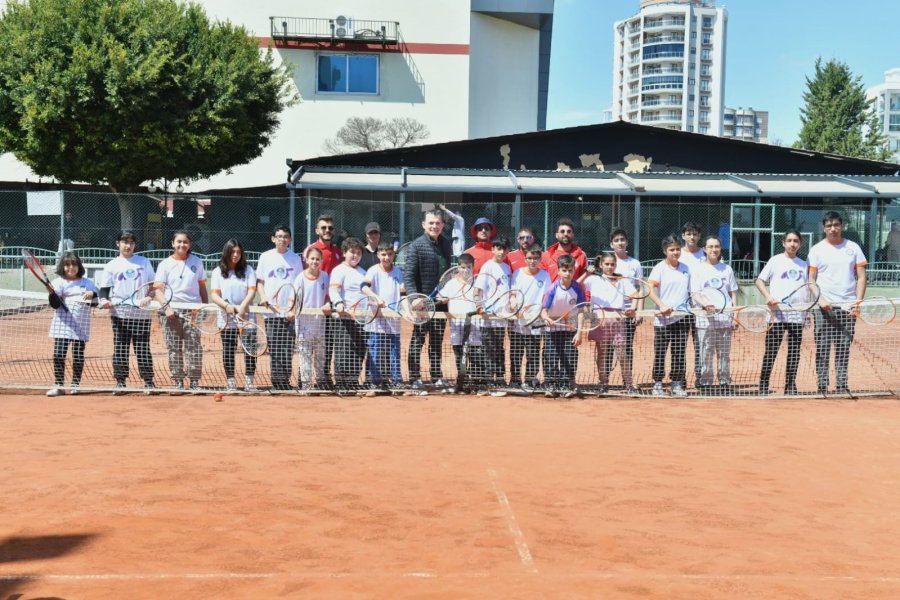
[211,265,257,329]
[256,249,303,320]
[479,259,512,328]
[808,239,867,303]
[294,270,329,340]
[155,254,206,303]
[445,277,482,346]
[690,261,737,329]
[100,255,155,320]
[329,263,368,315]
[49,276,98,341]
[648,261,691,327]
[364,264,404,335]
[679,247,706,275]
[510,268,551,335]
[757,253,808,324]
[584,275,625,310]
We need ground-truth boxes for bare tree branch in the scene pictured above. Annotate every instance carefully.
[323,116,430,154]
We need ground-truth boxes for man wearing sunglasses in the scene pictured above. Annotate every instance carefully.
[464,217,511,274]
[507,227,536,271]
[304,214,343,388]
[541,218,588,281]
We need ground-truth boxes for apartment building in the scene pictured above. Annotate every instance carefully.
[867,68,900,163]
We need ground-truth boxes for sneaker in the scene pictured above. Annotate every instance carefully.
[69,384,80,395]
[174,380,185,393]
[411,379,427,391]
[520,382,535,394]
[46,387,63,397]
[363,387,377,398]
[143,382,156,395]
[189,381,200,392]
[625,386,640,396]
[543,386,556,398]
[562,389,576,399]
[433,378,450,390]
[651,382,666,397]
[226,378,237,391]
[245,376,259,393]
[476,389,490,397]
[113,381,127,396]
[490,390,508,397]
[595,385,609,396]
[671,382,687,397]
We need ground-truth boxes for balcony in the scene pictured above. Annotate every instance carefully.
[269,16,400,46]
[642,99,682,107]
[642,113,682,123]
[644,18,686,30]
[644,34,685,44]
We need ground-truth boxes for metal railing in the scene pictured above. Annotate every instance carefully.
[269,16,400,45]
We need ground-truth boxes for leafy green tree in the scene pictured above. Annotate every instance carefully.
[794,58,889,160]
[0,0,297,228]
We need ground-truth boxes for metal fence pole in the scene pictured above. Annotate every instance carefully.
[869,197,878,262]
[306,189,313,249]
[399,191,407,244]
[543,198,549,245]
[59,190,65,256]
[288,188,296,252]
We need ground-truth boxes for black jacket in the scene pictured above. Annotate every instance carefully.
[404,233,451,295]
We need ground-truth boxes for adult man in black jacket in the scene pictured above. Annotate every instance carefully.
[404,209,452,391]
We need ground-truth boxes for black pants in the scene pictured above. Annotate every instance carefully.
[53,338,85,386]
[335,318,366,388]
[760,322,803,389]
[220,328,257,379]
[813,308,856,389]
[323,316,337,384]
[265,317,295,390]
[408,319,446,382]
[652,319,690,384]
[684,315,701,386]
[481,326,507,384]
[543,331,577,388]
[509,331,541,384]
[111,316,154,384]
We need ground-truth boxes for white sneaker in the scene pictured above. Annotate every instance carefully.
[69,384,80,395]
[46,387,63,397]
[490,390,508,397]
[226,378,237,391]
[651,382,666,397]
[245,376,259,392]
[671,382,687,397]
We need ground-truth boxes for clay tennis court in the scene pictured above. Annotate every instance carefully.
[3,391,900,599]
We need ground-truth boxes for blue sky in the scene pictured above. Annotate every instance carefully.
[547,0,900,144]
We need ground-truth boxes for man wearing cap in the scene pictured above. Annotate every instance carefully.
[541,218,588,281]
[360,222,382,270]
[464,217,510,274]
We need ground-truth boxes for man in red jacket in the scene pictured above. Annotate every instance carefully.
[541,218,588,281]
[464,217,511,274]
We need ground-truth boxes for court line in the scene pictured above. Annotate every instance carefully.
[487,467,539,574]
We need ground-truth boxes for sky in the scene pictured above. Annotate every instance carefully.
[546,0,900,145]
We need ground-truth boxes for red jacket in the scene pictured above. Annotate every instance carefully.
[540,242,588,281]
[304,240,342,274]
[507,249,527,272]
[463,241,511,274]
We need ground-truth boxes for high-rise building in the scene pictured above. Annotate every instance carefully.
[722,107,768,144]
[867,68,900,164]
[612,0,727,136]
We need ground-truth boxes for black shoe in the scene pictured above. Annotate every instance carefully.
[757,386,770,396]
[836,385,850,394]
[784,385,798,395]
[817,386,827,395]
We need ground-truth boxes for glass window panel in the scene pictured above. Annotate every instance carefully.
[317,55,346,92]
[348,55,378,94]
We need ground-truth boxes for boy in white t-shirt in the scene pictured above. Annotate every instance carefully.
[691,236,738,391]
[540,254,586,398]
[509,245,550,393]
[807,211,867,394]
[155,230,207,392]
[442,253,483,388]
[329,237,369,393]
[608,228,644,389]
[362,241,405,390]
[679,221,706,388]
[647,235,691,397]
[293,247,331,391]
[478,238,512,389]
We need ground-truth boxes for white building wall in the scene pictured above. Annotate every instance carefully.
[867,68,900,164]
[468,13,540,138]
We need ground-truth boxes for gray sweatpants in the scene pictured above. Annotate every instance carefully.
[160,312,202,383]
[697,326,732,386]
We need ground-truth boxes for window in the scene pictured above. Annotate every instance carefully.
[724,113,734,121]
[703,17,712,28]
[699,95,710,107]
[317,54,379,94]
[702,32,712,44]
[687,125,694,132]
[700,80,710,91]
[688,109,695,117]
[700,110,709,122]
[700,64,711,75]
[688,78,695,86]
[689,94,695,102]
[699,126,709,134]
[701,48,711,60]
[889,114,900,132]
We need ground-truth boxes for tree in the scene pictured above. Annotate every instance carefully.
[794,58,889,160]
[323,116,429,154]
[0,0,297,229]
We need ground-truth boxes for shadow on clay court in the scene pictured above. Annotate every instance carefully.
[0,533,96,599]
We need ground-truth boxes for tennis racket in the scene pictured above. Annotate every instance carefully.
[732,305,774,333]
[535,302,602,332]
[780,282,820,311]
[663,289,728,317]
[610,276,652,301]
[266,282,297,316]
[853,297,897,325]
[234,314,268,357]
[109,281,173,311]
[178,304,221,334]
[472,271,508,307]
[396,294,436,325]
[351,294,406,325]
[397,266,474,324]
[455,310,479,393]
[22,249,68,312]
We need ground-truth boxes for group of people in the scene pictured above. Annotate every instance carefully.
[44,207,868,398]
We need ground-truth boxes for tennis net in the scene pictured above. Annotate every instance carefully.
[1,288,898,397]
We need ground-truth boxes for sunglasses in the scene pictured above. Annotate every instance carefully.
[518,235,534,241]
[319,225,335,231]
[475,225,492,231]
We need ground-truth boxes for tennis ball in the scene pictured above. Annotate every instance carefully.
[214,392,223,402]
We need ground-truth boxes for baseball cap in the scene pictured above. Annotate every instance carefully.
[365,222,381,233]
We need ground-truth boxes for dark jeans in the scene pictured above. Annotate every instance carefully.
[760,322,803,389]
[111,316,154,384]
[481,326,507,384]
[220,328,257,378]
[542,331,577,388]
[53,338,85,386]
[265,317,295,390]
[408,319,446,382]
[509,331,541,384]
[323,316,337,384]
[813,308,855,389]
[452,344,485,382]
[652,319,690,384]
[335,318,366,388]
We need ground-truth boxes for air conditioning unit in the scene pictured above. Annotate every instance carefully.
[334,15,353,38]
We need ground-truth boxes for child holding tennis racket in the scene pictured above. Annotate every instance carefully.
[329,237,369,393]
[294,247,331,392]
[583,252,635,395]
[362,241,405,390]
[155,230,208,392]
[478,237,512,389]
[444,253,484,391]
[508,245,549,393]
[210,239,258,392]
[691,235,738,392]
[647,235,691,397]
[540,254,585,398]
[755,229,808,395]
[97,231,156,393]
[46,252,98,396]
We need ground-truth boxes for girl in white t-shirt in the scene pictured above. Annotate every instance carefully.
[583,252,635,395]
[46,252,98,396]
[691,236,738,390]
[755,229,808,395]
[210,239,258,392]
[293,247,331,390]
